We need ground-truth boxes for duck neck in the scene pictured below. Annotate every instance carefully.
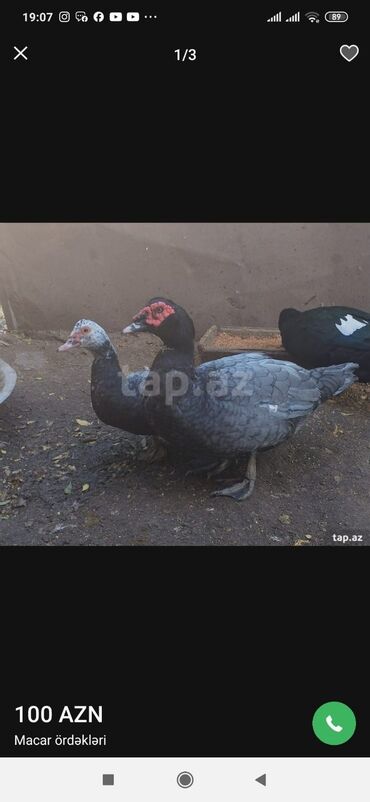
[152,342,194,376]
[90,341,126,422]
[147,343,195,411]
[92,339,118,362]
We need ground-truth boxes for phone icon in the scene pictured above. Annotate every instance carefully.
[313,701,356,745]
[325,714,343,733]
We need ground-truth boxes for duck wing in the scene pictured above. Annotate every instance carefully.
[164,356,323,456]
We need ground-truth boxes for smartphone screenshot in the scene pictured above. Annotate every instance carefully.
[0,5,368,800]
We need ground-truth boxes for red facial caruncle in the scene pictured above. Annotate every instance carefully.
[133,301,175,328]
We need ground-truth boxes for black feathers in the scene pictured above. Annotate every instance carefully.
[279,305,370,382]
[138,303,359,460]
[90,345,153,435]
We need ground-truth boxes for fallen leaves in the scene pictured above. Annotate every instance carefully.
[63,480,90,495]
[75,418,92,427]
[279,513,291,525]
[294,534,313,545]
[52,452,69,463]
[333,424,344,437]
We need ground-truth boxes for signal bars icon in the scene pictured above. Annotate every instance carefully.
[286,11,300,21]
[267,11,281,22]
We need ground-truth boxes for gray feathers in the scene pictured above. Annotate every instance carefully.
[310,362,359,401]
[147,353,358,457]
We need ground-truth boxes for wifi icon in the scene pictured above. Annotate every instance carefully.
[305,11,320,22]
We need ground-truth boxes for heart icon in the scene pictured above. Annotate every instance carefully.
[340,44,359,62]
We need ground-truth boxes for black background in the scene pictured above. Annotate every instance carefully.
[1,548,367,756]
[1,6,368,221]
[1,5,368,759]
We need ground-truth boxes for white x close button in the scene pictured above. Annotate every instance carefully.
[13,46,28,61]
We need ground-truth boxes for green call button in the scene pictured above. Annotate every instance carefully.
[312,701,356,745]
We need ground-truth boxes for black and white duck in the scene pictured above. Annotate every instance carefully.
[279,306,370,382]
[123,299,358,500]
[58,319,154,437]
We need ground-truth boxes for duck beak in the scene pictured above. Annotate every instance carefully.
[58,333,81,351]
[122,321,147,334]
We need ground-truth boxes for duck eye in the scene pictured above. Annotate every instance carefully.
[82,327,89,334]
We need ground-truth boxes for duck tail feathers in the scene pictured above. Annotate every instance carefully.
[311,362,359,402]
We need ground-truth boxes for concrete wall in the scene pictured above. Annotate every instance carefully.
[0,223,370,336]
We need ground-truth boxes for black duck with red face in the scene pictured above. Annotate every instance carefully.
[124,299,359,500]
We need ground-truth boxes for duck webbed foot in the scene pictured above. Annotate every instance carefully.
[211,453,257,501]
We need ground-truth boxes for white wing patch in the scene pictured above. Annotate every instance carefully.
[335,314,369,336]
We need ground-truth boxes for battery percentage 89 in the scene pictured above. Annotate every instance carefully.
[324,12,349,22]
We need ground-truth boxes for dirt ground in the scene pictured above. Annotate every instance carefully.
[0,330,369,546]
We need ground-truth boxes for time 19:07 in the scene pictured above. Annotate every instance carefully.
[23,12,53,22]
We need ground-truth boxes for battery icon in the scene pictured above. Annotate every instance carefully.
[324,11,349,22]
